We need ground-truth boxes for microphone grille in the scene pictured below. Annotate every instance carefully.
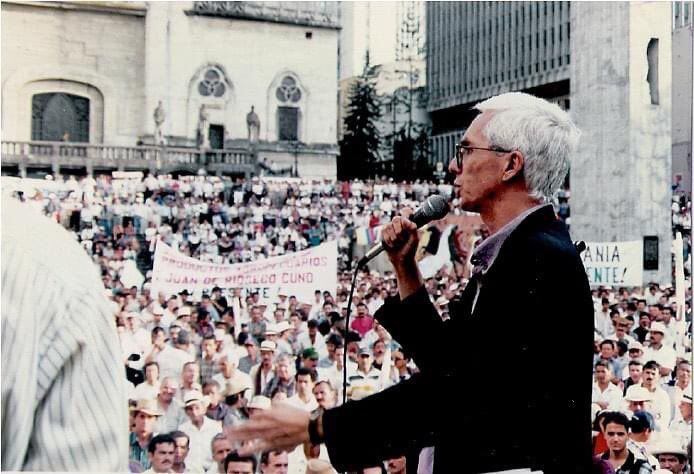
[425,195,450,219]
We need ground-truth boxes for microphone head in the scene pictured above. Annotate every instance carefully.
[411,194,450,227]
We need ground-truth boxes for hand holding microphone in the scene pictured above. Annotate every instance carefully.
[359,195,450,268]
[361,195,450,299]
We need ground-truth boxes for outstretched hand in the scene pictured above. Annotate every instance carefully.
[225,403,311,455]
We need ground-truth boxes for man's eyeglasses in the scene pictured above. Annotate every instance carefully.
[454,144,513,170]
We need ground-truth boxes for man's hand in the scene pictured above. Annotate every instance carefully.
[225,403,311,455]
[380,209,423,299]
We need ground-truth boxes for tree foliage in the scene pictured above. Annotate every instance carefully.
[338,76,381,180]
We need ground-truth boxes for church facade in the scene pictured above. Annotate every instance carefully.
[1,1,340,178]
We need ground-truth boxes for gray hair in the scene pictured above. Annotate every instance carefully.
[474,92,581,203]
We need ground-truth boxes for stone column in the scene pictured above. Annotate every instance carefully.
[570,2,673,285]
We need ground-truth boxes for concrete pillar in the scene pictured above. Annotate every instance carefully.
[571,2,673,285]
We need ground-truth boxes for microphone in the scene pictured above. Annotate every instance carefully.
[358,194,450,266]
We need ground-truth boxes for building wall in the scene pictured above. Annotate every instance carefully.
[145,2,338,146]
[671,2,693,191]
[1,1,147,145]
[571,1,672,285]
[426,1,571,112]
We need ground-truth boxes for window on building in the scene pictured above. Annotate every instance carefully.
[277,106,298,141]
[647,38,659,105]
[275,76,302,141]
[31,93,89,142]
[276,76,302,103]
[198,68,226,97]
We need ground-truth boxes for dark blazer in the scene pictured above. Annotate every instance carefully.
[322,206,595,473]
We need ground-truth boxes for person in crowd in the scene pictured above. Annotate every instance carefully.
[224,451,257,474]
[642,323,677,379]
[145,434,176,474]
[260,450,290,474]
[130,399,164,471]
[222,379,251,428]
[157,377,186,433]
[213,351,253,399]
[651,440,689,474]
[200,334,222,384]
[203,380,230,422]
[263,354,296,398]
[250,340,277,396]
[134,361,162,401]
[669,394,692,453]
[631,361,671,431]
[169,430,201,473]
[593,360,624,411]
[211,433,232,473]
[599,411,652,473]
[287,368,319,412]
[146,327,195,381]
[179,390,223,471]
[626,411,659,470]
[238,337,260,374]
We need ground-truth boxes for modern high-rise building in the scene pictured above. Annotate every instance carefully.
[426,2,572,167]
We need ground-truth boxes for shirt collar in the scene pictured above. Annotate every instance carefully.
[471,203,551,275]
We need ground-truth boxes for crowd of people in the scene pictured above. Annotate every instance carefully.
[12,173,693,473]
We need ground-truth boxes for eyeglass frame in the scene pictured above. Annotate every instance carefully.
[454,143,514,170]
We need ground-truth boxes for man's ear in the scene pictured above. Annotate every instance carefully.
[501,151,524,182]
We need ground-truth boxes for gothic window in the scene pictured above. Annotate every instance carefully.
[275,76,302,103]
[275,75,302,141]
[198,68,226,97]
[31,93,89,142]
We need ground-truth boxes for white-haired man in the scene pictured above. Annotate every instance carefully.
[212,350,253,402]
[229,92,594,474]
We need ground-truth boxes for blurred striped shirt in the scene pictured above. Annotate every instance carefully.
[1,195,129,471]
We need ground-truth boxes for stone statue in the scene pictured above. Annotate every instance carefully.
[246,105,260,143]
[197,104,210,149]
[153,100,166,145]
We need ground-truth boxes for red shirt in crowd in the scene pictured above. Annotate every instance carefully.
[351,315,375,337]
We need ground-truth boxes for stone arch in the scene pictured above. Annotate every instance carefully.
[2,65,116,143]
[266,70,309,142]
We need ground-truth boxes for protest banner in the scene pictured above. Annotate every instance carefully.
[581,241,643,287]
[151,239,338,302]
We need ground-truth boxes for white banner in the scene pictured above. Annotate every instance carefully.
[150,240,338,302]
[581,241,643,287]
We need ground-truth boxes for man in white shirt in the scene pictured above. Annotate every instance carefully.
[286,368,319,412]
[144,434,175,474]
[592,360,623,411]
[296,320,328,360]
[179,390,222,472]
[632,360,671,431]
[133,362,161,401]
[642,322,677,379]
[212,351,253,402]
[146,327,195,381]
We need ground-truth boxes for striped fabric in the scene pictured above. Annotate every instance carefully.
[1,195,129,471]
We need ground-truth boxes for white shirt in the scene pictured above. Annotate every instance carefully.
[631,384,671,431]
[642,344,677,371]
[591,382,623,411]
[153,345,195,381]
[179,416,222,471]
[286,394,319,412]
[1,196,128,471]
[132,381,161,401]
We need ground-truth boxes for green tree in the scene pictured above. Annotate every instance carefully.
[338,76,381,180]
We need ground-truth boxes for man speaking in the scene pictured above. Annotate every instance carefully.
[228,92,594,474]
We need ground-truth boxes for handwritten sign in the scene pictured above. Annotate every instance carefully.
[151,239,337,301]
[581,241,643,287]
